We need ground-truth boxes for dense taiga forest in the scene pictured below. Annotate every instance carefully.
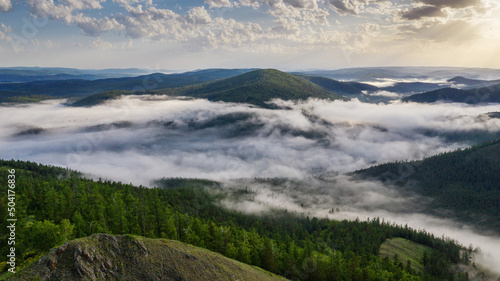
[0,159,481,280]
[353,139,500,232]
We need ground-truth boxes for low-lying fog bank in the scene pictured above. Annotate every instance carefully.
[1,96,499,186]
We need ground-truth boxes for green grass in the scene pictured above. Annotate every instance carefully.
[379,238,432,273]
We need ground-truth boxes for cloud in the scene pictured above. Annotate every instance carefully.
[185,6,212,25]
[419,0,482,9]
[25,0,123,36]
[117,5,263,49]
[397,20,483,42]
[400,0,489,21]
[364,90,402,98]
[263,0,330,27]
[329,0,359,15]
[43,39,59,48]
[90,37,113,49]
[401,5,447,20]
[224,178,500,274]
[329,0,386,15]
[205,0,234,8]
[1,96,499,186]
[237,0,260,8]
[0,0,11,12]
[0,24,9,39]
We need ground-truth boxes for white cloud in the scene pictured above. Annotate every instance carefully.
[185,6,212,25]
[397,20,483,43]
[1,97,499,186]
[0,0,12,12]
[25,0,123,35]
[11,0,500,62]
[90,37,113,49]
[205,0,233,8]
[0,24,8,39]
[43,39,59,48]
[329,0,387,15]
[237,0,260,8]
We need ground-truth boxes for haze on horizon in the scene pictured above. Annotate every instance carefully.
[1,0,500,71]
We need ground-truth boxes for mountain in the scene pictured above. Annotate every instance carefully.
[403,83,500,104]
[8,234,287,281]
[75,69,348,108]
[300,75,378,95]
[168,69,348,107]
[0,69,254,103]
[353,139,500,231]
[70,90,130,107]
[296,67,500,82]
[448,76,500,88]
[298,72,450,95]
[380,82,448,94]
[0,67,152,83]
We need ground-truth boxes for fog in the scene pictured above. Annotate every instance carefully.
[1,96,499,186]
[361,77,453,88]
[1,96,499,276]
[216,176,500,276]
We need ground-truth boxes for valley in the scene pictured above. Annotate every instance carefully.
[1,66,500,280]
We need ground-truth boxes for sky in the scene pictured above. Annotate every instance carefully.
[0,0,500,70]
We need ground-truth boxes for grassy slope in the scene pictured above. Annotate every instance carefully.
[6,234,288,281]
[379,238,432,273]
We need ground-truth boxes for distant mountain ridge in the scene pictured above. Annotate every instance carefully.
[296,67,500,81]
[403,83,500,104]
[4,66,500,105]
[74,69,348,108]
[0,67,152,82]
[0,69,255,103]
[447,76,500,88]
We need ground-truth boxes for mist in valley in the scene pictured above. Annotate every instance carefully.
[1,96,499,184]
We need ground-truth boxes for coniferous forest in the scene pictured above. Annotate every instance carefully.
[0,159,477,280]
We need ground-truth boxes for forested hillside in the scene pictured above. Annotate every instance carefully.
[0,160,475,280]
[353,139,500,231]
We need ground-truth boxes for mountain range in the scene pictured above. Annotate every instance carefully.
[73,69,347,108]
[403,83,500,104]
[3,67,500,106]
